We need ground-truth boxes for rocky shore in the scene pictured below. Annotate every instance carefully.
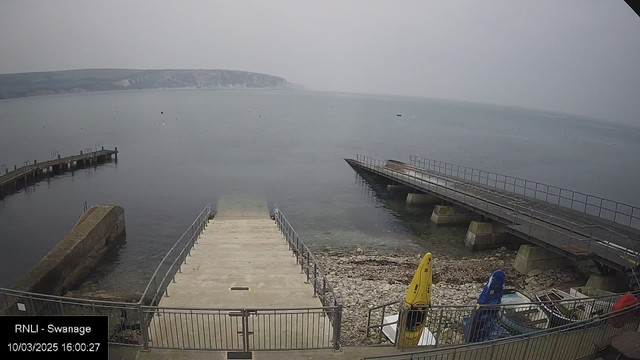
[315,248,586,346]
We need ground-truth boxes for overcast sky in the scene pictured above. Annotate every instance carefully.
[1,1,639,125]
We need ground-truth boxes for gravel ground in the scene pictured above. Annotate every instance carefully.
[315,248,587,346]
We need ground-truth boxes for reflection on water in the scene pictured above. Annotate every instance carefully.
[338,167,481,258]
[2,89,638,293]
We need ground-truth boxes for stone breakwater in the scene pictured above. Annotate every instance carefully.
[315,248,586,346]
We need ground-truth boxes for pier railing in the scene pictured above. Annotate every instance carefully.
[140,305,341,351]
[354,155,640,281]
[139,203,212,306]
[367,290,638,349]
[0,287,342,351]
[273,204,343,349]
[273,204,342,309]
[363,301,640,360]
[0,202,344,352]
[0,288,143,346]
[409,155,640,230]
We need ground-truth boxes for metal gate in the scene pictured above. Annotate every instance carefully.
[141,306,341,351]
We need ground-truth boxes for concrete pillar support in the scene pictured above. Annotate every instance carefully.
[513,244,567,275]
[406,193,439,207]
[585,275,626,293]
[430,205,481,225]
[464,221,519,250]
[387,185,412,197]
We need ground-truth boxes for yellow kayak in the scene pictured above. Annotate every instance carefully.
[399,252,432,346]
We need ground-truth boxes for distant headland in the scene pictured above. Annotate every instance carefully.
[0,68,302,99]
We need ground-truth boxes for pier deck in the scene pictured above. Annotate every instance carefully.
[347,156,640,276]
[0,148,117,197]
[147,196,332,351]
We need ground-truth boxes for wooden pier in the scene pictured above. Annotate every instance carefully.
[0,147,118,198]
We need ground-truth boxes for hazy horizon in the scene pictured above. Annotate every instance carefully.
[1,1,639,125]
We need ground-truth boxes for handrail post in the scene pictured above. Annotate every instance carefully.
[333,305,342,351]
[323,277,327,305]
[604,230,612,260]
[138,303,149,350]
[306,248,310,283]
[569,223,574,248]
[242,309,250,352]
[378,304,387,343]
[396,307,406,350]
[313,263,317,297]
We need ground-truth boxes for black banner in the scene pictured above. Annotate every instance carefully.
[0,316,108,359]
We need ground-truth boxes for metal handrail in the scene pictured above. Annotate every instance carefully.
[273,204,341,307]
[1,148,116,181]
[507,207,640,286]
[366,289,639,338]
[273,204,343,350]
[363,301,640,359]
[409,155,640,229]
[570,223,640,287]
[398,158,640,249]
[355,155,640,277]
[366,300,402,343]
[141,305,342,311]
[0,287,138,307]
[139,203,211,305]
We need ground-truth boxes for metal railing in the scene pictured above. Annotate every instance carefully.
[409,155,640,230]
[139,204,211,306]
[511,210,640,288]
[1,203,343,352]
[363,301,640,360]
[0,147,117,183]
[1,288,143,346]
[367,300,403,344]
[0,288,341,351]
[141,305,340,351]
[367,290,634,348]
[273,204,342,309]
[272,204,343,350]
[354,155,640,276]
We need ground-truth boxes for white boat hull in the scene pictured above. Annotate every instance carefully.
[381,314,436,346]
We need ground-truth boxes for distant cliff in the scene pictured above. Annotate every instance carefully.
[0,69,295,99]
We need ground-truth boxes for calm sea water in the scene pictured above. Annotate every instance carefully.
[1,89,639,292]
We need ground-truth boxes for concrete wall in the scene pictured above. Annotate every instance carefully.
[12,205,125,295]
